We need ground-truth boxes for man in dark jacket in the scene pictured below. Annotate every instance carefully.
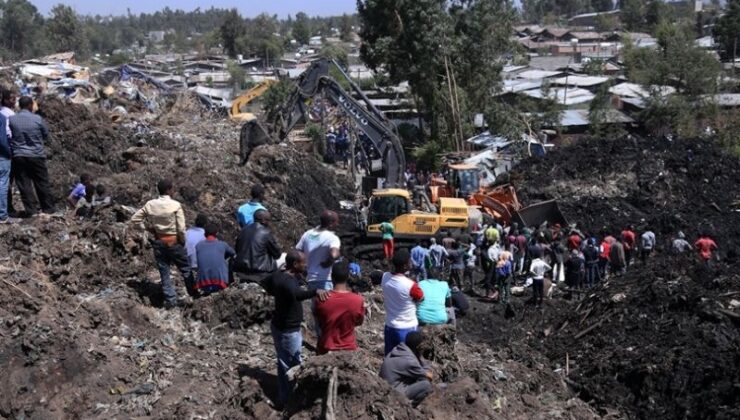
[234,209,281,284]
[583,239,601,288]
[265,250,329,407]
[9,96,55,216]
[380,331,433,405]
[564,249,585,290]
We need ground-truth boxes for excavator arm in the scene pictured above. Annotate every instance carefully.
[239,58,406,187]
[229,79,277,121]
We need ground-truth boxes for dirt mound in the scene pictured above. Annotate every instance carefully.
[513,136,740,252]
[184,284,273,328]
[286,351,417,419]
[540,258,740,419]
[508,135,740,418]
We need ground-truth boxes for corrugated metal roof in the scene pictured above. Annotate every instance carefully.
[608,82,676,98]
[516,69,563,79]
[558,109,633,126]
[501,79,544,94]
[550,75,609,87]
[705,94,740,107]
[522,87,595,105]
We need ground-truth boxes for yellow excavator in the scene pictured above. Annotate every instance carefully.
[237,59,472,257]
[229,79,277,121]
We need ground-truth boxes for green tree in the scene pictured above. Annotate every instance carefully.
[715,0,740,61]
[293,12,311,45]
[645,0,669,32]
[46,4,89,57]
[226,60,246,90]
[220,9,246,57]
[339,14,353,42]
[0,0,45,58]
[620,0,645,31]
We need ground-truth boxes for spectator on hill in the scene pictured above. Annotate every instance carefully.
[382,248,424,355]
[185,213,208,270]
[9,96,55,216]
[315,261,365,354]
[380,331,434,405]
[236,184,267,228]
[694,232,718,266]
[417,268,453,325]
[194,223,235,295]
[234,209,282,284]
[264,250,329,407]
[130,179,196,308]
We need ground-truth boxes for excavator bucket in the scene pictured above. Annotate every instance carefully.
[513,200,568,228]
[239,119,276,165]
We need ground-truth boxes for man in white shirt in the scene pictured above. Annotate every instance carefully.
[382,248,424,355]
[428,238,448,269]
[639,229,656,263]
[529,257,551,306]
[296,210,342,291]
[296,210,341,339]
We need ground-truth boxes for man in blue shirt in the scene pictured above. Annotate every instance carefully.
[410,240,430,281]
[236,184,267,228]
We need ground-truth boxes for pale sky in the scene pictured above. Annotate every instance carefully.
[29,0,358,17]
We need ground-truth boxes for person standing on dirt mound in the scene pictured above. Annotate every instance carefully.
[694,232,718,267]
[1,89,17,217]
[609,236,626,276]
[264,250,330,407]
[639,228,656,263]
[236,184,266,228]
[9,96,56,217]
[621,225,636,267]
[130,179,197,308]
[382,248,424,355]
[380,331,434,405]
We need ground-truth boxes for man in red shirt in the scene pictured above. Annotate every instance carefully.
[621,225,636,266]
[315,261,365,354]
[694,233,718,266]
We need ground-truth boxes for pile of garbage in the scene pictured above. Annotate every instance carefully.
[508,135,740,418]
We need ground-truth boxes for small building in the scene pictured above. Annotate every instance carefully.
[521,86,596,106]
[309,36,323,46]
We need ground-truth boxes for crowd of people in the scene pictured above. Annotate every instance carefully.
[128,179,477,407]
[128,176,721,407]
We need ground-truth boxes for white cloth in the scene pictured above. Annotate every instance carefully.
[296,228,341,283]
[381,272,419,329]
[487,243,502,262]
[529,258,551,280]
[466,244,477,268]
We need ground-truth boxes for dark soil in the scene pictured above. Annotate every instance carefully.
[507,135,740,419]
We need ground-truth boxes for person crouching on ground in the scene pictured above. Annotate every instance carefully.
[382,248,424,355]
[194,223,235,296]
[314,261,365,354]
[380,331,434,406]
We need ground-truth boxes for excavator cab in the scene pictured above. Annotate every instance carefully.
[449,163,480,198]
[367,190,412,224]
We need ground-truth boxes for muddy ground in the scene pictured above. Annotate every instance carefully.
[0,98,738,419]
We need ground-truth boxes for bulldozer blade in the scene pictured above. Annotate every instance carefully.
[513,200,568,228]
[239,119,276,165]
